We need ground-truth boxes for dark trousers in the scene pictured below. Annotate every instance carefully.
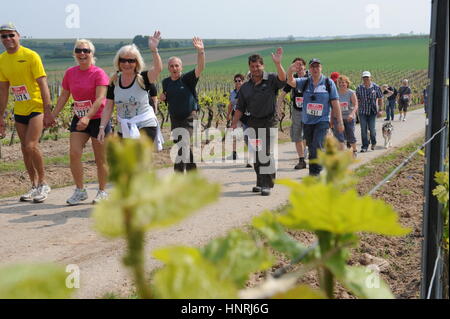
[303,121,330,176]
[386,100,396,121]
[171,114,197,173]
[248,116,277,188]
[359,113,377,149]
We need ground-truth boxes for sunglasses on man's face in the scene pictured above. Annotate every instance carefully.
[234,79,242,83]
[75,48,91,54]
[1,34,16,39]
[119,58,137,64]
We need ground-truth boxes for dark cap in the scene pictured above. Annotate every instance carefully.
[309,58,321,65]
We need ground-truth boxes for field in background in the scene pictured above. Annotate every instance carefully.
[1,36,429,136]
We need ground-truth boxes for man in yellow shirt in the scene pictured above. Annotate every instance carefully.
[0,23,54,203]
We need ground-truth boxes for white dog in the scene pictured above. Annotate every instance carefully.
[382,121,394,148]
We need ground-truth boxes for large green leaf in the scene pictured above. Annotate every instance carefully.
[130,173,220,232]
[0,264,73,299]
[252,211,313,263]
[92,188,127,238]
[106,136,153,185]
[433,185,449,206]
[152,246,237,299]
[327,264,394,299]
[93,172,220,237]
[277,181,410,236]
[201,230,273,287]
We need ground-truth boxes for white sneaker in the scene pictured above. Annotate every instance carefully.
[33,184,51,203]
[66,188,88,206]
[92,190,108,204]
[399,115,403,121]
[20,186,38,202]
[402,117,406,122]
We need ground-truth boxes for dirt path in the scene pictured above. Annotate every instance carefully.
[0,109,426,298]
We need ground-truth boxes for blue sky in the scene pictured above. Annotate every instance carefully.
[4,0,431,39]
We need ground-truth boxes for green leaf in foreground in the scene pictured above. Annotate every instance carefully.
[252,211,312,262]
[327,264,394,299]
[0,264,72,299]
[93,172,220,238]
[152,246,237,299]
[201,229,273,287]
[277,181,410,236]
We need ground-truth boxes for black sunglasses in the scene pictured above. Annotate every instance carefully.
[234,79,242,83]
[74,48,91,54]
[1,33,15,39]
[119,58,137,64]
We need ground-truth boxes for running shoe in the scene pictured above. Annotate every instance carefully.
[20,186,38,202]
[92,190,108,204]
[33,184,51,203]
[66,188,88,206]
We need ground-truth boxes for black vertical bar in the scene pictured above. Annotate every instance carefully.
[421,0,449,299]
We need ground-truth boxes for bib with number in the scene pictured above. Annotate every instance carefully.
[249,138,263,151]
[340,102,349,112]
[295,97,304,108]
[11,85,31,102]
[73,100,92,118]
[306,103,324,116]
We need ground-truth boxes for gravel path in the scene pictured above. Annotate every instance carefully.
[0,109,426,298]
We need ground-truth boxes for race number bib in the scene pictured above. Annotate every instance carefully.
[340,102,349,112]
[11,85,31,102]
[249,138,263,151]
[295,97,304,108]
[306,103,324,116]
[73,100,92,118]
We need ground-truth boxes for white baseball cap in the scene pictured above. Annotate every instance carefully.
[0,22,17,32]
[362,71,371,78]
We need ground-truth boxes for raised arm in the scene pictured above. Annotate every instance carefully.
[287,61,300,88]
[193,37,205,78]
[271,47,286,82]
[147,30,163,83]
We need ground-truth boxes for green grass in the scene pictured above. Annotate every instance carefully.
[0,152,95,173]
[201,37,428,75]
[354,137,423,178]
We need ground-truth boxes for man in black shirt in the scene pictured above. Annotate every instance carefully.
[381,84,397,121]
[231,49,286,196]
[160,37,205,173]
[397,79,412,122]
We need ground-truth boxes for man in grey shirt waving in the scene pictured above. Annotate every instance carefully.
[231,49,286,196]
